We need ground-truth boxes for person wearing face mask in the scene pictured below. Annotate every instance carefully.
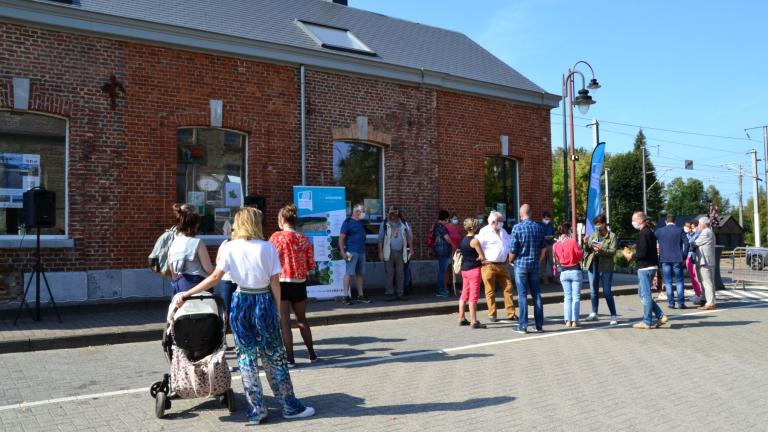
[433,210,458,297]
[475,210,517,322]
[539,211,556,285]
[339,204,372,305]
[684,221,703,305]
[583,214,619,325]
[443,214,462,292]
[622,211,668,329]
[378,206,412,301]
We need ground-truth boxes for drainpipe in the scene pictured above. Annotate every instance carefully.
[300,65,306,185]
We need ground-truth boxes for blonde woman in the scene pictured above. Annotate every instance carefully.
[173,207,315,425]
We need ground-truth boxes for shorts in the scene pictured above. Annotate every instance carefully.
[345,251,366,276]
[280,281,308,303]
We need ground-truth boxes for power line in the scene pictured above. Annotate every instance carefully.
[598,127,745,155]
[551,112,759,142]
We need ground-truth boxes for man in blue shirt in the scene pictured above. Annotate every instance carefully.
[510,204,547,333]
[655,214,688,308]
[339,204,371,305]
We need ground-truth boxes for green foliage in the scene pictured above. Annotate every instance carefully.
[706,185,731,214]
[604,130,663,239]
[664,177,708,216]
[551,147,592,225]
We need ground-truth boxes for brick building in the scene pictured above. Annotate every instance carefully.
[0,0,559,304]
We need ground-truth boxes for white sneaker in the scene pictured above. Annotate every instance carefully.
[283,406,315,420]
[249,409,268,425]
[584,313,599,322]
[609,316,618,325]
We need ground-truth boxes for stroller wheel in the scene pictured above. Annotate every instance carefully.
[225,388,236,412]
[155,391,169,418]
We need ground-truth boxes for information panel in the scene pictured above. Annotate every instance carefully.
[292,186,346,299]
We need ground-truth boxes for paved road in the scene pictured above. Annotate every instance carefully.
[1,289,767,431]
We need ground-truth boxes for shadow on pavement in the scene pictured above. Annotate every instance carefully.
[314,336,406,346]
[216,393,516,424]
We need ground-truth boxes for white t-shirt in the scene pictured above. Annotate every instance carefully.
[217,239,232,281]
[216,239,282,289]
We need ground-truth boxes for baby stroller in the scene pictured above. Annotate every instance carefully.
[150,292,236,418]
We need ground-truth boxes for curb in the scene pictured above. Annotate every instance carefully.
[0,286,638,354]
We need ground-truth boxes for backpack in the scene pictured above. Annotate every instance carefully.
[149,226,177,276]
[425,223,437,248]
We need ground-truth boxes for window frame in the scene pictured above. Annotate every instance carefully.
[331,140,385,242]
[484,156,520,226]
[0,109,69,242]
[296,20,377,57]
[176,126,249,244]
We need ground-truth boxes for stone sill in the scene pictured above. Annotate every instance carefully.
[0,238,75,249]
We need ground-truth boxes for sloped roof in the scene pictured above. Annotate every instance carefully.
[0,0,559,106]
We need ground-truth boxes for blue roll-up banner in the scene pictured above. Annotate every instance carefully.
[585,142,606,237]
[293,186,347,300]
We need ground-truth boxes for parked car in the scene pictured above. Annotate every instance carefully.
[745,246,768,270]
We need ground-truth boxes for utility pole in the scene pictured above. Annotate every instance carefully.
[605,168,611,226]
[591,118,600,149]
[738,164,744,227]
[562,73,569,224]
[641,145,647,215]
[763,126,768,245]
[750,149,761,247]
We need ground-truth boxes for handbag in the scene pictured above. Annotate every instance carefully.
[452,248,463,275]
[170,344,231,399]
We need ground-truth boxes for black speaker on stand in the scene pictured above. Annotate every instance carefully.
[14,187,61,324]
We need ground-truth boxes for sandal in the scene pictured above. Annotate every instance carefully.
[459,319,470,326]
[470,321,487,329]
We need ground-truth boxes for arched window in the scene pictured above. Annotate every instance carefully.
[0,110,67,237]
[485,156,519,229]
[176,128,247,236]
[332,140,384,233]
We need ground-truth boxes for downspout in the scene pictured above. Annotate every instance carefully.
[300,64,307,185]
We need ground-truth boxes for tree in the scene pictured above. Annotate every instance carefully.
[604,130,663,238]
[706,184,731,214]
[551,147,591,225]
[664,177,708,216]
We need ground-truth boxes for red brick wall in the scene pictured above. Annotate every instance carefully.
[436,90,553,222]
[0,21,553,301]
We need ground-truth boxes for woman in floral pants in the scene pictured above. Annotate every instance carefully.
[174,207,315,425]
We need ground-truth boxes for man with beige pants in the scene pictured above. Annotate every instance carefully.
[476,211,517,322]
[693,216,717,310]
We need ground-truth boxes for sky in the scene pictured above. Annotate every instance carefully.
[352,0,768,209]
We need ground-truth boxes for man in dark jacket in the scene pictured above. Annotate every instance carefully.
[623,211,669,329]
[655,214,688,309]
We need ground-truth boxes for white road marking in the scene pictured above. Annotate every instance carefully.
[0,299,765,413]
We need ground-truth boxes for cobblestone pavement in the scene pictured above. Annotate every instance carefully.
[0,290,766,432]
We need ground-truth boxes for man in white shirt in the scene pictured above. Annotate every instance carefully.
[475,211,517,322]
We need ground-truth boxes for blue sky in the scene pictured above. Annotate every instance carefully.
[353,0,768,207]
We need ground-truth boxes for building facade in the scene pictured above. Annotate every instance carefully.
[0,0,558,303]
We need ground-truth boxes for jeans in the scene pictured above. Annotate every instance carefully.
[404,260,413,294]
[515,267,543,330]
[171,274,206,295]
[662,262,685,307]
[436,256,451,295]
[560,269,582,323]
[637,269,665,326]
[587,263,617,316]
[220,280,237,315]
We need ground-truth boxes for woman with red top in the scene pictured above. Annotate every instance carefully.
[269,203,317,367]
[553,223,584,328]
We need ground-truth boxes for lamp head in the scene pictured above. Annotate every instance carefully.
[587,78,601,90]
[573,88,596,114]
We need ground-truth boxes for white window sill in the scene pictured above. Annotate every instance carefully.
[0,238,75,249]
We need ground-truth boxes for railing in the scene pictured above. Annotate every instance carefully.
[723,247,768,289]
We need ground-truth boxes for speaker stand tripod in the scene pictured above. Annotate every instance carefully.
[14,226,62,324]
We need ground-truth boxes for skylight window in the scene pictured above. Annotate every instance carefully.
[298,21,376,56]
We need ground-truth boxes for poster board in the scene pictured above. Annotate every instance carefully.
[293,186,346,300]
[0,153,40,208]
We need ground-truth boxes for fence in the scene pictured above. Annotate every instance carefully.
[722,247,768,289]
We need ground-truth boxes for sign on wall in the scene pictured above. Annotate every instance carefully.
[293,186,347,300]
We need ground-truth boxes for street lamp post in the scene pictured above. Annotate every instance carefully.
[563,61,601,235]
